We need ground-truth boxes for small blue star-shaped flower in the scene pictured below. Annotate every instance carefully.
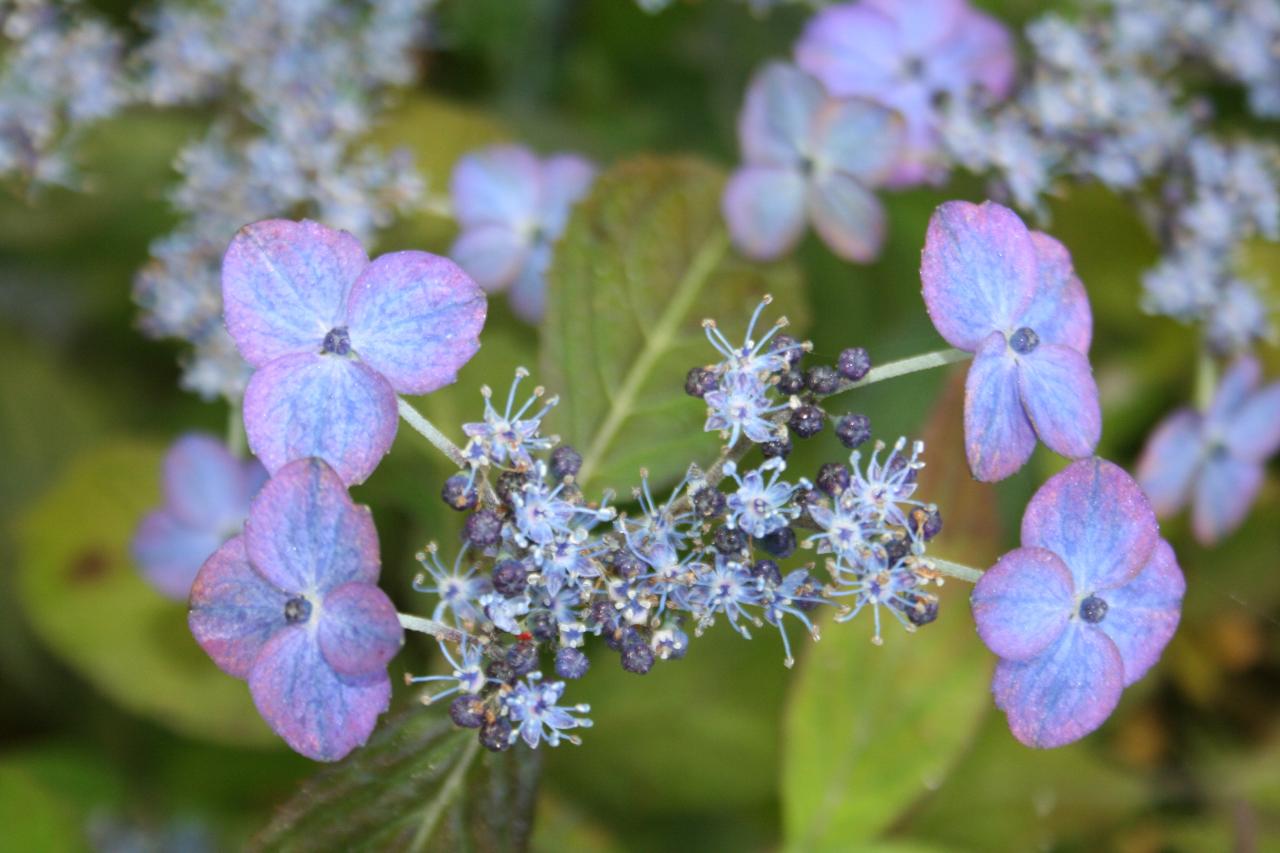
[503,673,593,747]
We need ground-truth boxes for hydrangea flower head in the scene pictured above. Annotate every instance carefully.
[922,201,1100,481]
[723,61,904,262]
[132,433,266,600]
[795,0,1015,186]
[450,145,595,323]
[1137,356,1280,544]
[971,459,1185,748]
[189,458,404,761]
[223,219,487,485]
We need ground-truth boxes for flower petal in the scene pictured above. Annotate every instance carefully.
[507,241,552,324]
[450,145,542,228]
[243,352,397,486]
[244,457,381,595]
[538,154,595,233]
[807,171,887,262]
[1098,539,1184,686]
[249,627,391,762]
[865,0,962,53]
[162,433,259,530]
[737,61,825,167]
[222,220,368,367]
[992,623,1125,749]
[133,509,225,601]
[1017,343,1101,460]
[188,536,287,679]
[722,166,808,261]
[1135,408,1205,516]
[450,224,528,292]
[1223,382,1280,462]
[1207,356,1260,425]
[1191,453,1264,545]
[1016,231,1092,353]
[318,582,404,679]
[964,332,1036,482]
[921,200,1039,351]
[972,546,1075,661]
[345,251,487,394]
[795,5,901,96]
[1021,458,1159,593]
[926,7,1016,98]
[811,97,904,185]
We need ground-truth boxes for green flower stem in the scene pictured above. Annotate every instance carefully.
[928,557,986,584]
[408,735,481,852]
[398,612,466,644]
[1194,344,1216,412]
[421,193,454,219]
[827,347,972,398]
[398,398,469,468]
[226,398,246,458]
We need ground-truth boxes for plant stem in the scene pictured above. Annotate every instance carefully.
[398,398,468,468]
[398,613,466,644]
[408,735,480,852]
[827,347,971,398]
[1194,344,1216,412]
[928,557,985,584]
[226,398,246,458]
[421,193,454,219]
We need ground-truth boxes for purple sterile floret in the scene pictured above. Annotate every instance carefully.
[450,145,595,323]
[723,61,904,262]
[1137,356,1280,544]
[132,433,266,600]
[189,457,404,762]
[971,458,1185,749]
[223,219,487,486]
[922,200,1100,482]
[795,0,1014,187]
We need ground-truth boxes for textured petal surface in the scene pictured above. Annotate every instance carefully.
[1022,458,1159,593]
[450,145,542,228]
[928,7,1016,97]
[964,332,1036,482]
[865,0,962,53]
[1223,382,1280,462]
[972,547,1075,661]
[921,200,1039,350]
[538,154,596,233]
[345,251,487,394]
[807,172,887,262]
[222,220,368,367]
[188,536,286,679]
[508,241,552,324]
[318,582,404,679]
[795,5,900,95]
[1207,356,1260,425]
[1135,409,1205,516]
[992,623,1125,749]
[722,166,808,261]
[133,510,225,601]
[1016,231,1092,353]
[1100,539,1184,686]
[243,352,397,486]
[738,61,825,167]
[1192,453,1264,545]
[162,433,246,529]
[449,224,528,292]
[249,627,391,762]
[243,457,380,595]
[1017,344,1101,459]
[811,97,903,185]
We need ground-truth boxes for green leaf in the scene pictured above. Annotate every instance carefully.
[0,761,89,852]
[541,155,805,494]
[15,441,276,746]
[255,709,540,852]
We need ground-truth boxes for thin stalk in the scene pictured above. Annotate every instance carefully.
[226,398,246,458]
[928,557,985,584]
[828,347,971,398]
[1194,344,1216,412]
[398,398,468,468]
[398,613,466,644]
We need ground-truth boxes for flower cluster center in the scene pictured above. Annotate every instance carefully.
[322,326,351,355]
[1078,594,1108,624]
[284,595,313,624]
[1010,326,1040,354]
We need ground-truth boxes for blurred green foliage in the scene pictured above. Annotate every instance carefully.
[1,0,1278,851]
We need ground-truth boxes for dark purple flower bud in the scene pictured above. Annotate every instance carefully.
[479,718,513,752]
[805,365,840,394]
[777,369,806,395]
[692,486,727,519]
[771,333,804,366]
[485,658,515,683]
[610,550,646,580]
[760,434,793,459]
[908,506,943,541]
[555,647,590,679]
[792,486,822,519]
[789,405,825,438]
[816,462,851,496]
[449,695,487,729]
[506,640,539,676]
[441,475,478,511]
[685,366,719,398]
[906,595,940,627]
[464,509,503,547]
[792,571,822,611]
[527,610,557,642]
[495,471,528,507]
[756,526,796,558]
[621,638,655,675]
[750,559,783,585]
[883,533,910,563]
[714,525,748,555]
[835,413,871,449]
[550,445,582,480]
[837,347,871,381]
[492,559,529,596]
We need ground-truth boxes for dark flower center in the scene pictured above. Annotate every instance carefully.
[322,326,351,355]
[1079,594,1108,624]
[799,156,815,177]
[284,595,313,624]
[1010,326,1040,354]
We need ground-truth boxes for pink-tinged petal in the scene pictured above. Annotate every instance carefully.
[811,97,904,185]
[243,352,397,486]
[738,61,826,167]
[921,200,1039,350]
[1223,382,1280,462]
[1099,539,1184,686]
[345,251,487,395]
[507,242,552,324]
[1191,453,1264,545]
[222,220,368,368]
[927,8,1016,98]
[795,5,901,96]
[1207,356,1260,425]
[865,0,963,54]
[162,433,247,529]
[722,167,808,261]
[1016,232,1093,353]
[133,509,225,600]
[450,145,542,228]
[1135,409,1205,516]
[972,547,1075,661]
[964,332,1036,482]
[538,154,595,233]
[249,627,391,762]
[992,623,1125,749]
[450,224,529,292]
[243,458,381,595]
[188,536,286,679]
[1022,458,1159,593]
[807,172,887,262]
[318,582,403,679]
[1017,344,1101,460]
